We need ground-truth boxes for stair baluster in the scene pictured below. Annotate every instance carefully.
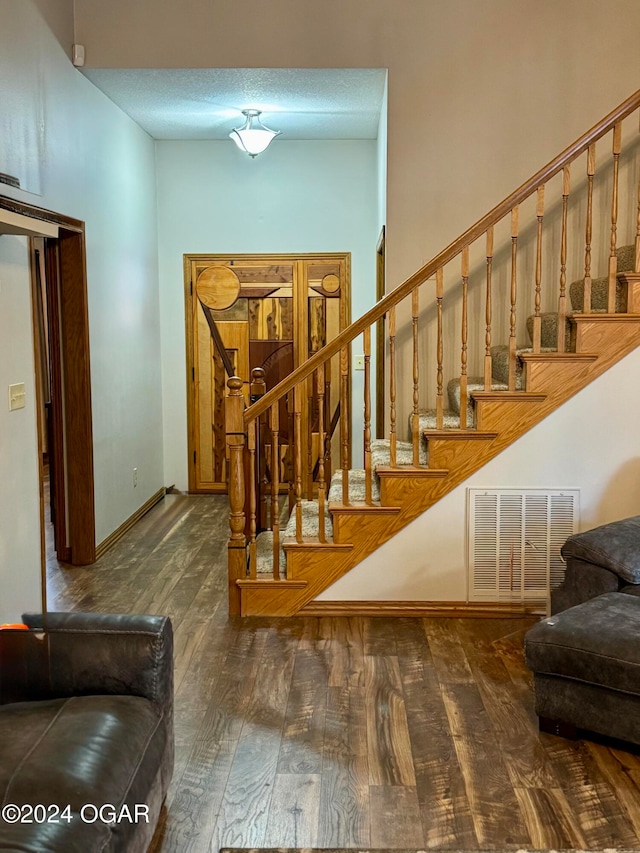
[532,185,545,353]
[459,247,469,428]
[608,122,622,313]
[294,384,303,542]
[287,392,295,514]
[340,346,350,503]
[636,113,640,274]
[484,228,494,390]
[509,207,519,390]
[364,326,373,504]
[316,366,327,543]
[247,418,257,579]
[636,121,640,272]
[306,382,314,500]
[324,371,333,481]
[584,143,596,313]
[412,287,420,464]
[270,403,280,578]
[558,166,570,352]
[436,269,444,429]
[249,368,267,530]
[389,306,397,466]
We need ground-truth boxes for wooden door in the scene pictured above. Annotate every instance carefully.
[185,253,350,493]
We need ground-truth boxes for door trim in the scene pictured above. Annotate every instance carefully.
[1,193,96,567]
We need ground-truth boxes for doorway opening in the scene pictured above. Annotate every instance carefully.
[185,252,351,494]
[0,192,98,580]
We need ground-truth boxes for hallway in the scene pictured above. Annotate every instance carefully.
[46,494,640,852]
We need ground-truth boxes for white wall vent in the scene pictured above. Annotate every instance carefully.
[468,488,579,603]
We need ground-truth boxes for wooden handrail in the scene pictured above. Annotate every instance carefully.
[244,87,640,424]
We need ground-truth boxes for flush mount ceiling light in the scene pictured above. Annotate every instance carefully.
[229,109,281,158]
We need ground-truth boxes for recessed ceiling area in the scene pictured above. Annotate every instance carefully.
[82,68,387,140]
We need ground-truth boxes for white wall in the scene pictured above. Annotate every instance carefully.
[0,0,163,618]
[318,345,640,600]
[156,139,378,490]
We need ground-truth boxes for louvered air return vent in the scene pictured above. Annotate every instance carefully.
[468,488,579,603]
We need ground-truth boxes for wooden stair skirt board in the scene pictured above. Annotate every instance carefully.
[237,314,640,616]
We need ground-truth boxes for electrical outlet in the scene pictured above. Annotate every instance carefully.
[133,468,138,488]
[354,354,365,370]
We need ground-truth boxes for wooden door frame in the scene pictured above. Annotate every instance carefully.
[184,252,351,493]
[1,193,96,568]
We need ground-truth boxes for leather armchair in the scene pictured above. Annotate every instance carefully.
[0,612,173,853]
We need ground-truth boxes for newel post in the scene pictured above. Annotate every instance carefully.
[226,376,246,616]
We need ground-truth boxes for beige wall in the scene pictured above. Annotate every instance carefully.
[75,0,640,424]
[75,0,640,281]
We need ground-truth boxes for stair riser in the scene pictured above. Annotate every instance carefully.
[426,435,496,471]
[240,582,309,616]
[575,316,640,353]
[616,272,640,313]
[475,398,545,431]
[379,473,448,508]
[331,507,400,544]
[285,543,353,580]
[522,360,595,394]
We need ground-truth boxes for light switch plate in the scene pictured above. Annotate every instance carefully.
[9,383,26,411]
[354,354,365,370]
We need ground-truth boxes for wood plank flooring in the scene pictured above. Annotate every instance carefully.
[45,494,640,851]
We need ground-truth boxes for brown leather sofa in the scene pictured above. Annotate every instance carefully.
[0,612,173,853]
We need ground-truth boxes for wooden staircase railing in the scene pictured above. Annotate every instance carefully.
[226,87,640,615]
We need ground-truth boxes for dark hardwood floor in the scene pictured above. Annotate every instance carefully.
[46,494,640,851]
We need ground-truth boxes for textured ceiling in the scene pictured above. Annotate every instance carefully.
[82,68,387,140]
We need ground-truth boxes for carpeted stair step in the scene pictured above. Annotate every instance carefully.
[255,529,286,576]
[490,344,557,386]
[416,408,463,433]
[255,499,333,577]
[372,437,427,468]
[569,243,634,312]
[416,376,509,434]
[328,467,381,503]
[525,312,573,351]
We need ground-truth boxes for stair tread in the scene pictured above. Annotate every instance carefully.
[571,313,640,322]
[518,351,598,361]
[472,390,546,401]
[423,429,498,439]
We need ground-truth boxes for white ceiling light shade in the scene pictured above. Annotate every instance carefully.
[229,109,281,157]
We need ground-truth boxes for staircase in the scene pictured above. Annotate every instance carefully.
[225,88,640,616]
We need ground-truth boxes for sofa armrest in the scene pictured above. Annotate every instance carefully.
[561,515,640,584]
[20,612,173,716]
